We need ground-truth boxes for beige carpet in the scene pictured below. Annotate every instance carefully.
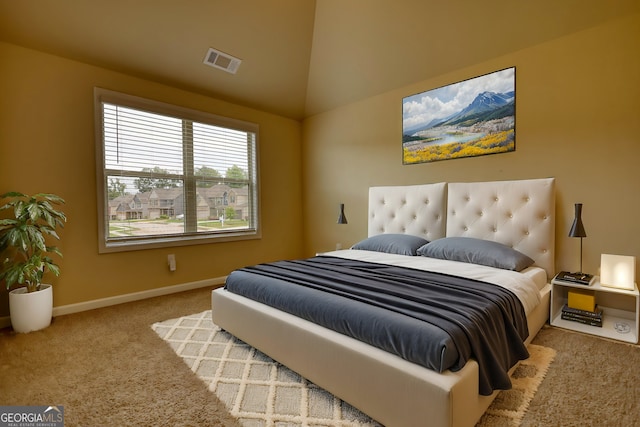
[1,286,639,426]
[0,287,240,427]
[153,309,556,427]
[519,326,640,427]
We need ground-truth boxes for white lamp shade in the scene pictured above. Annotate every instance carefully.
[600,254,636,290]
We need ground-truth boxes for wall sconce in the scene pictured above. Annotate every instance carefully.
[568,203,591,280]
[600,254,636,290]
[337,203,348,224]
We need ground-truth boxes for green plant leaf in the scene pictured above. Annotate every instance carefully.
[0,192,66,290]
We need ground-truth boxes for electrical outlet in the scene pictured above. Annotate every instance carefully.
[336,243,342,250]
[167,254,176,271]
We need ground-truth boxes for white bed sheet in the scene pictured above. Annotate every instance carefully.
[320,249,543,316]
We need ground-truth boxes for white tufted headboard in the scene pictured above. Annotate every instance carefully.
[368,183,447,242]
[446,178,555,278]
[368,178,556,279]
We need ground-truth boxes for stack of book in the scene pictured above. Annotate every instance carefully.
[553,271,595,286]
[561,304,603,327]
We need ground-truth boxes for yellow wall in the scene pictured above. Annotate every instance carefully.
[2,12,639,317]
[0,42,303,314]
[302,13,640,277]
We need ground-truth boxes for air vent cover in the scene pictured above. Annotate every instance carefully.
[203,48,241,74]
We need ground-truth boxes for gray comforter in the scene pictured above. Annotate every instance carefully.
[224,255,530,395]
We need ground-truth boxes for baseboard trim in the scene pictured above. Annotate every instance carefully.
[0,276,226,330]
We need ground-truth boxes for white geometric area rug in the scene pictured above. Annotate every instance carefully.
[152,310,555,427]
[152,310,382,427]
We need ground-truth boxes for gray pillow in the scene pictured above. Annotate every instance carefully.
[416,237,534,271]
[352,234,430,256]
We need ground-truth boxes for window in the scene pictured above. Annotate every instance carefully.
[94,88,260,252]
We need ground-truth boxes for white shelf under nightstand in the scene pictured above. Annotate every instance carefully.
[550,276,639,344]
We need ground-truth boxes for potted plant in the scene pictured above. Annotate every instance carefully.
[0,192,66,333]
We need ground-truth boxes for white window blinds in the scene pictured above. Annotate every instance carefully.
[95,88,259,252]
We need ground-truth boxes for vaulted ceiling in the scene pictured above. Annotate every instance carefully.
[1,0,638,120]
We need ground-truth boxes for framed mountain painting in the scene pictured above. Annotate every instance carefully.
[402,67,515,165]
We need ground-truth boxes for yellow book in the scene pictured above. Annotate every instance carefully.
[568,289,596,312]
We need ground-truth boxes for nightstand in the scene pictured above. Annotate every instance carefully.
[550,276,639,344]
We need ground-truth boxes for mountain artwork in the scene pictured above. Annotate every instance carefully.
[402,67,515,164]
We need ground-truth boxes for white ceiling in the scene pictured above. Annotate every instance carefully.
[1,0,638,120]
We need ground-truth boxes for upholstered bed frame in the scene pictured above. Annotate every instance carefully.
[212,177,555,427]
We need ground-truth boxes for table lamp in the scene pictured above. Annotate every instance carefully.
[600,254,636,290]
[568,203,591,281]
[337,203,347,224]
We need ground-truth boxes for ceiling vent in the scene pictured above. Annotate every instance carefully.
[203,48,241,74]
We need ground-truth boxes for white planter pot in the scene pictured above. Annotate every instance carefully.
[9,284,53,333]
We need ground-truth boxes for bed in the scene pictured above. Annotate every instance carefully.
[211,177,555,427]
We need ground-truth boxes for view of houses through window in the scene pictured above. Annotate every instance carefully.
[107,177,250,237]
[96,88,259,250]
